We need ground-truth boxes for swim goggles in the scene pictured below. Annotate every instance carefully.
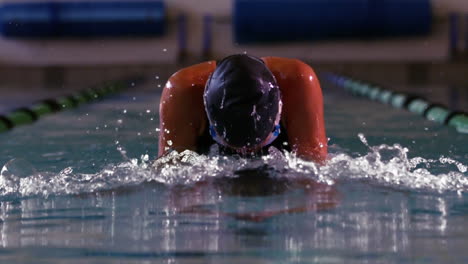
[209,123,281,151]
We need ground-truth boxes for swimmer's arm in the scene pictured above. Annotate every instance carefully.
[262,57,327,163]
[158,61,216,157]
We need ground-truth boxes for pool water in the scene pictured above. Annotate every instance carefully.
[0,79,467,263]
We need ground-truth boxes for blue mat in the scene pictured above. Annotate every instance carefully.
[0,1,166,37]
[234,0,432,43]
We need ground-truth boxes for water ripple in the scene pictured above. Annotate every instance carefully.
[0,135,466,199]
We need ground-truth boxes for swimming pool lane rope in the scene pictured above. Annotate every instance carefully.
[0,78,141,133]
[322,73,468,134]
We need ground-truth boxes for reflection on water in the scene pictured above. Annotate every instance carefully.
[0,183,466,263]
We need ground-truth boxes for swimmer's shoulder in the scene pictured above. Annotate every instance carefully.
[161,61,217,103]
[168,61,217,87]
[261,57,316,79]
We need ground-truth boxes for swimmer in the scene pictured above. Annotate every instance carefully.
[158,54,327,163]
[157,55,333,221]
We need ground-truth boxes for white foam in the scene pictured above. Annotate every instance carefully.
[0,135,466,198]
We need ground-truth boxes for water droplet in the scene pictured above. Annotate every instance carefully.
[251,105,257,116]
[146,109,151,113]
[163,48,167,52]
[167,140,173,146]
[220,88,226,109]
[358,133,369,147]
[60,167,73,175]
[123,109,127,114]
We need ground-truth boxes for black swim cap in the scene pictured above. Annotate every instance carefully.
[204,54,281,148]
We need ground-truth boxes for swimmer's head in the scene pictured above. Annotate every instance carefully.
[204,54,282,152]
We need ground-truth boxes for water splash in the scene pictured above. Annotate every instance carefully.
[0,135,466,199]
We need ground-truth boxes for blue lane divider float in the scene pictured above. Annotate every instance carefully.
[0,1,166,37]
[0,77,142,133]
[322,73,468,134]
[233,0,432,43]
